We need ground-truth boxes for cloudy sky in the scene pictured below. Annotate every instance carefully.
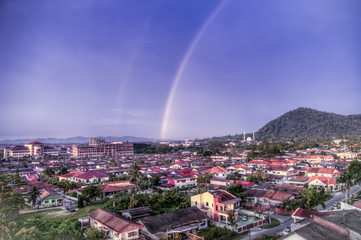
[1,0,360,140]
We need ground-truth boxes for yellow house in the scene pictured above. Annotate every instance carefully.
[191,190,241,224]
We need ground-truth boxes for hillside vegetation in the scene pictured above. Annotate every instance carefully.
[256,107,361,140]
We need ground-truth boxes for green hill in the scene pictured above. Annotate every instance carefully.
[256,107,361,140]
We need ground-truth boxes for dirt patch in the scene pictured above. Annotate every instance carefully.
[45,209,71,218]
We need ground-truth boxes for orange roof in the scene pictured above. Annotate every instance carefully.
[202,166,227,174]
[232,164,247,169]
[59,171,85,178]
[319,168,340,175]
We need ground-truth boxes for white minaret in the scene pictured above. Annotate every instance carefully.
[243,130,246,142]
[253,131,255,141]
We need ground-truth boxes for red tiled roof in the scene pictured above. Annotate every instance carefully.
[309,176,337,185]
[353,201,361,209]
[263,191,276,198]
[59,171,85,178]
[26,174,38,181]
[212,190,236,202]
[75,171,109,180]
[89,209,143,234]
[174,169,199,177]
[12,146,29,151]
[292,208,329,219]
[235,180,255,188]
[26,141,43,145]
[319,168,340,175]
[271,192,293,201]
[232,164,247,169]
[307,168,322,174]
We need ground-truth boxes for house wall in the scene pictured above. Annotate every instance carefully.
[90,219,139,240]
[191,192,215,220]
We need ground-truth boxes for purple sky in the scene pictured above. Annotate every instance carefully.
[1,0,361,140]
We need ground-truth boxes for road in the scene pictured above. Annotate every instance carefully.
[240,185,361,239]
[239,214,292,240]
[316,184,361,211]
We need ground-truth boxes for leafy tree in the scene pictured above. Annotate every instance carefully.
[129,162,142,185]
[42,167,55,178]
[82,185,102,204]
[77,195,85,208]
[197,174,213,184]
[226,184,244,198]
[84,227,101,240]
[0,174,24,238]
[246,175,257,183]
[28,186,41,209]
[337,160,361,202]
[302,186,329,210]
[109,158,117,168]
[59,167,68,175]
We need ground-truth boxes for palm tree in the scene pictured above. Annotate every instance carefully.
[128,194,139,209]
[337,171,354,203]
[28,186,41,217]
[130,162,142,185]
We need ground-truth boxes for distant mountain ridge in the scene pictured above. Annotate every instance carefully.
[256,107,361,140]
[0,136,157,145]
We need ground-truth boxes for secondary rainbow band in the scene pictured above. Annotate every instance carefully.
[160,0,228,139]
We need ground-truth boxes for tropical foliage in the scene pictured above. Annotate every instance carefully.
[337,160,361,202]
[103,189,190,215]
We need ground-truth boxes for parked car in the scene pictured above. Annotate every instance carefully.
[332,202,339,207]
[65,206,75,212]
[241,215,248,221]
[283,226,291,235]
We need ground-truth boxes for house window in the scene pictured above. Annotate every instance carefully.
[195,201,197,206]
[216,206,218,211]
[128,231,136,237]
[45,201,48,203]
[206,202,209,206]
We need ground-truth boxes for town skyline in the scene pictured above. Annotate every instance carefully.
[1,0,361,140]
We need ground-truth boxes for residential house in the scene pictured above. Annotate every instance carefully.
[140,206,208,240]
[35,189,63,208]
[60,170,109,184]
[88,209,143,240]
[191,190,241,224]
[201,166,228,179]
[285,176,310,187]
[209,178,234,187]
[308,176,338,191]
[283,210,361,240]
[101,181,138,198]
[163,176,197,189]
[234,180,255,189]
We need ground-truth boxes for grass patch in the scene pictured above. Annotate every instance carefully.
[15,208,63,224]
[278,213,291,216]
[45,203,103,221]
[262,218,280,229]
[198,225,241,240]
[19,203,34,211]
[15,203,103,223]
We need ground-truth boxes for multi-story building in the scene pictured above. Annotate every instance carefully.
[72,139,133,158]
[89,138,105,146]
[3,141,59,159]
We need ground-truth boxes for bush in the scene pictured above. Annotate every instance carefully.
[198,225,237,240]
